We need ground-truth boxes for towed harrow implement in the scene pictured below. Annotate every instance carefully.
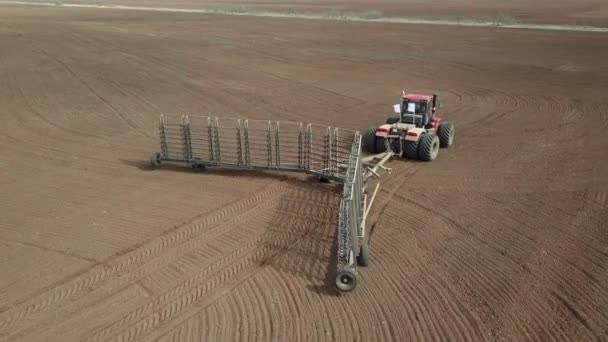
[149,114,393,292]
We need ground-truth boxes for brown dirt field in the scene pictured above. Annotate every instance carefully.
[1,4,607,342]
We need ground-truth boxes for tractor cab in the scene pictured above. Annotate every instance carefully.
[395,93,438,128]
[364,89,454,160]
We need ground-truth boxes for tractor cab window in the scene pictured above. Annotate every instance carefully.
[403,101,427,114]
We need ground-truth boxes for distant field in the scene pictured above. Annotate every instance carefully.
[44,0,608,26]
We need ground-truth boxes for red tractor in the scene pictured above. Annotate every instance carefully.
[363,91,455,161]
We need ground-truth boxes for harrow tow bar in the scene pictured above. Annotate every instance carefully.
[363,151,394,181]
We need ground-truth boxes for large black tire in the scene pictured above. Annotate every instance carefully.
[357,243,370,267]
[386,116,400,124]
[362,127,378,153]
[438,121,455,148]
[335,269,358,292]
[418,133,440,161]
[375,136,388,153]
[404,141,418,160]
[150,152,162,168]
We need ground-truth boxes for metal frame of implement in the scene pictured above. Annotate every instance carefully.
[150,114,393,292]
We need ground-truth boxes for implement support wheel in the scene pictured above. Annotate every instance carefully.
[335,269,358,292]
[150,152,162,168]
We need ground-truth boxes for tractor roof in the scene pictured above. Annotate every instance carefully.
[403,93,433,102]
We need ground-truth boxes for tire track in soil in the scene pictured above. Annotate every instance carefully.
[1,191,282,341]
[241,194,344,342]
[371,206,484,341]
[11,71,104,141]
[242,279,270,341]
[2,36,139,159]
[257,269,304,341]
[350,248,412,341]
[0,181,290,334]
[397,189,608,340]
[76,29,287,119]
[248,277,272,341]
[403,191,538,263]
[366,207,436,340]
[17,207,272,337]
[86,197,337,342]
[138,186,340,342]
[383,193,519,339]
[0,77,80,157]
[510,200,608,338]
[365,162,423,242]
[100,27,366,125]
[247,273,295,342]
[370,235,451,340]
[29,36,139,131]
[578,190,608,210]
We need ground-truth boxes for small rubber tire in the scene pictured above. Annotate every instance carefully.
[404,141,419,160]
[191,162,206,171]
[386,116,400,124]
[438,122,455,148]
[357,244,370,267]
[418,134,440,161]
[317,176,330,183]
[335,269,358,292]
[150,152,162,168]
[362,127,378,154]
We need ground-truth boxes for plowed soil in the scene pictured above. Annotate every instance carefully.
[1,4,607,342]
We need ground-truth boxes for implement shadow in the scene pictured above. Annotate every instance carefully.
[254,180,345,297]
[121,157,346,296]
[120,158,315,183]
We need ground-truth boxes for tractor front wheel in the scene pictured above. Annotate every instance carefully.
[418,134,440,161]
[438,122,455,148]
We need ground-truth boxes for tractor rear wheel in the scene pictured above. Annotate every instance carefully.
[418,133,440,161]
[438,122,455,148]
[404,141,418,160]
[362,127,378,153]
[386,116,400,124]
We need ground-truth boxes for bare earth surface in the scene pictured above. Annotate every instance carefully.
[0,4,607,342]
